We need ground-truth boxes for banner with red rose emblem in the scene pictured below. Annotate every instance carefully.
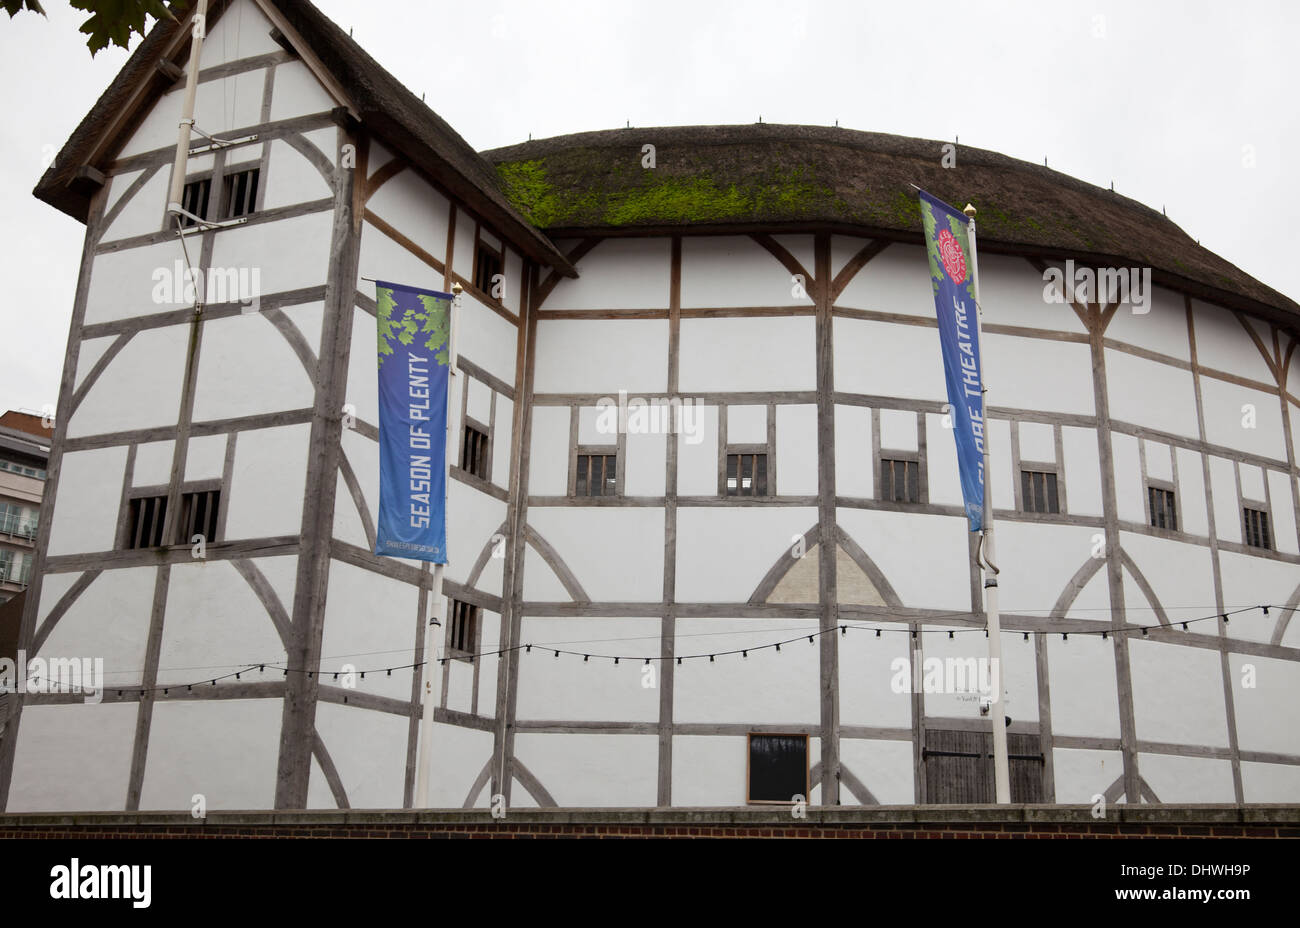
[918,190,986,531]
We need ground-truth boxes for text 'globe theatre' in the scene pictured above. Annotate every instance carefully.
[2,0,1297,813]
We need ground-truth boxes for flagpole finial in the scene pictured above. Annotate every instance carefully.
[963,203,977,218]
[451,281,464,295]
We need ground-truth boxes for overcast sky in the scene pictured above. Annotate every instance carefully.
[0,0,1295,415]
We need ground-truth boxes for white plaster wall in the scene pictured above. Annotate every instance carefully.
[1191,299,1275,384]
[66,325,189,438]
[74,336,115,391]
[196,0,281,65]
[676,404,719,496]
[133,439,175,486]
[1019,421,1055,463]
[46,446,128,556]
[527,507,665,602]
[534,319,668,393]
[675,507,818,602]
[262,137,335,209]
[775,404,817,495]
[1208,455,1242,544]
[1119,533,1217,624]
[925,412,961,506]
[673,618,821,723]
[1219,552,1298,644]
[1061,426,1103,517]
[344,306,379,427]
[835,405,872,498]
[548,237,671,310]
[312,702,408,808]
[1175,447,1209,535]
[1199,378,1285,461]
[492,396,513,488]
[512,733,658,806]
[86,242,199,324]
[1051,748,1124,803]
[988,418,1013,510]
[833,239,930,317]
[841,739,915,805]
[1111,432,1144,524]
[209,209,333,297]
[1045,634,1121,737]
[1106,286,1192,361]
[839,628,913,730]
[994,523,1109,617]
[502,248,523,315]
[1227,654,1300,756]
[1138,754,1235,803]
[267,59,339,121]
[1266,470,1298,554]
[426,722,495,808]
[451,210,476,281]
[837,509,969,610]
[139,699,281,809]
[1128,639,1230,746]
[681,236,814,309]
[185,433,227,481]
[156,560,288,685]
[680,317,814,392]
[981,253,1087,333]
[1241,761,1300,802]
[224,422,309,539]
[34,566,156,690]
[671,736,748,805]
[7,703,138,812]
[878,408,916,451]
[320,560,419,702]
[445,480,508,588]
[921,629,1037,723]
[101,168,170,242]
[727,404,765,442]
[527,405,569,495]
[833,317,944,400]
[192,312,316,421]
[457,296,520,389]
[364,167,452,263]
[625,429,666,496]
[515,617,661,722]
[359,220,446,300]
[984,334,1095,416]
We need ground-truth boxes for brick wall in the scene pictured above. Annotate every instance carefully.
[2,805,1297,838]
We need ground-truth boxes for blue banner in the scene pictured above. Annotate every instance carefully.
[918,191,986,532]
[375,280,452,562]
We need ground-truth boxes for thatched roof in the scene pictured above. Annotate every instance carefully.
[32,0,574,275]
[484,125,1298,324]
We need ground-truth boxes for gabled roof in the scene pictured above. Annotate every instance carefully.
[484,125,1300,326]
[32,0,574,276]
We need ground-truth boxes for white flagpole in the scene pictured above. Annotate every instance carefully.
[165,0,207,217]
[963,203,1011,804]
[414,282,462,808]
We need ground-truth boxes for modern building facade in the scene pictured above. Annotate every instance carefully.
[0,412,50,604]
[3,0,1298,813]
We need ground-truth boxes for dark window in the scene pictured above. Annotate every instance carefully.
[178,489,221,543]
[473,243,503,299]
[221,167,259,219]
[1244,507,1272,550]
[447,598,479,658]
[726,453,769,497]
[127,495,169,549]
[1021,470,1060,514]
[924,730,1044,804]
[1149,486,1177,531]
[575,453,617,497]
[880,457,919,503]
[180,177,211,227]
[460,423,490,480]
[747,733,808,803]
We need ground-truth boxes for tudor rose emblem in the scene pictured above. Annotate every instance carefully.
[937,228,967,283]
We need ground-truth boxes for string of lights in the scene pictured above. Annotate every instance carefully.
[15,603,1288,699]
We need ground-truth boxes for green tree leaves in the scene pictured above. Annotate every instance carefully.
[4,0,185,56]
[376,287,450,368]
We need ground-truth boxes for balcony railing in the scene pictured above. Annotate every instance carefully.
[0,513,38,541]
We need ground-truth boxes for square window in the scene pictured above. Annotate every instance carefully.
[460,422,490,480]
[747,733,808,803]
[179,177,211,227]
[1022,469,1060,514]
[726,453,769,497]
[880,457,919,503]
[575,453,617,497]
[1243,507,1272,550]
[1148,486,1177,531]
[473,242,503,299]
[447,598,479,658]
[126,494,169,549]
[221,167,260,219]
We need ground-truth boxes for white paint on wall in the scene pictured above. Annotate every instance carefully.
[66,325,189,438]
[536,319,669,394]
[548,237,671,310]
[452,209,475,280]
[1266,469,1297,554]
[465,376,491,425]
[1174,447,1209,536]
[670,736,749,806]
[1137,754,1235,803]
[878,408,916,452]
[1105,286,1192,361]
[775,404,817,495]
[625,429,666,496]
[46,446,128,555]
[1219,552,1300,644]
[1191,299,1276,385]
[835,405,872,498]
[224,423,309,539]
[101,168,169,242]
[1019,421,1055,464]
[988,418,1013,510]
[192,313,316,421]
[268,59,339,121]
[1061,427,1102,517]
[672,618,821,723]
[839,629,913,729]
[527,405,570,496]
[1051,748,1124,803]
[139,699,282,810]
[680,317,814,392]
[840,738,915,805]
[445,480,508,588]
[576,405,615,445]
[922,629,1038,723]
[1128,639,1229,746]
[33,565,156,689]
[1111,432,1144,524]
[1238,461,1265,501]
[7,704,138,812]
[833,318,944,400]
[184,433,227,482]
[985,334,1094,416]
[262,138,334,209]
[675,506,817,602]
[312,702,408,809]
[74,336,115,390]
[833,240,932,317]
[1199,378,1283,461]
[209,209,333,298]
[344,307,379,426]
[925,412,960,506]
[133,440,175,486]
[528,507,665,602]
[1045,634,1121,737]
[677,404,718,496]
[199,0,280,65]
[320,560,418,702]
[457,295,522,390]
[1241,761,1300,802]
[156,560,288,685]
[1208,456,1242,544]
[995,523,1108,616]
[1228,654,1300,756]
[1120,534,1217,628]
[513,733,659,806]
[515,617,661,722]
[981,253,1087,333]
[681,236,813,309]
[492,396,513,488]
[1144,439,1172,482]
[364,167,451,264]
[837,509,969,610]
[425,722,494,808]
[727,404,766,443]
